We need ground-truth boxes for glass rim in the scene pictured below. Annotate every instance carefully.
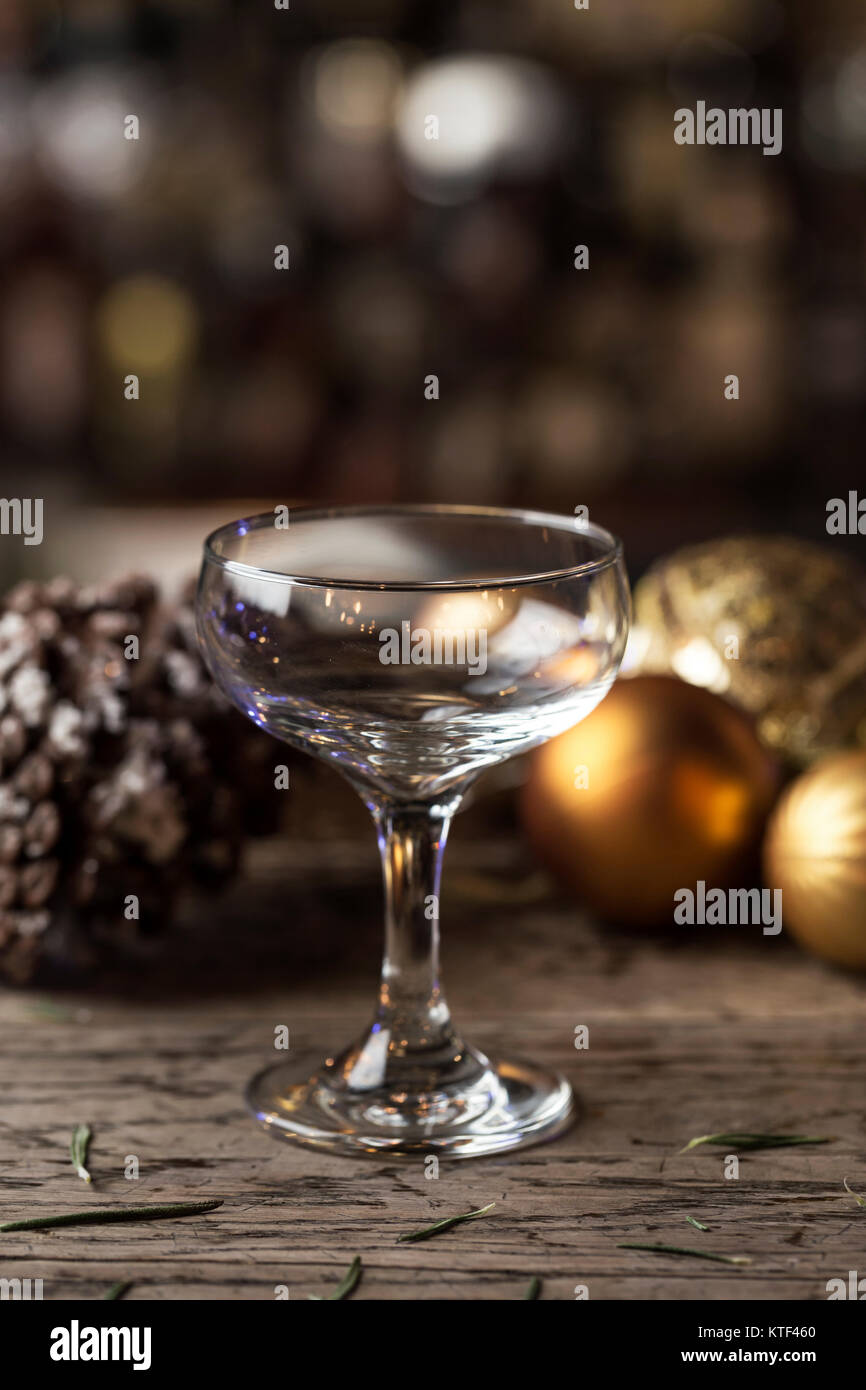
[202,503,624,592]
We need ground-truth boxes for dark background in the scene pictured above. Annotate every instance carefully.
[0,0,864,591]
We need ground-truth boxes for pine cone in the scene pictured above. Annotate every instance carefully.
[0,574,271,985]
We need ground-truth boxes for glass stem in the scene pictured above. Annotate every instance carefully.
[370,798,460,1059]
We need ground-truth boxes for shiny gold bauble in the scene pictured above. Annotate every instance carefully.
[633,536,866,767]
[763,751,866,969]
[521,675,781,926]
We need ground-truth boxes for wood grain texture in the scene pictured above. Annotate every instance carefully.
[1,832,865,1301]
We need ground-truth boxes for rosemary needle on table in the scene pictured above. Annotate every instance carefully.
[524,1276,541,1300]
[619,1242,751,1266]
[308,1256,362,1301]
[686,1216,710,1232]
[397,1202,496,1243]
[103,1280,133,1301]
[679,1132,834,1155]
[70,1124,92,1184]
[0,1200,223,1233]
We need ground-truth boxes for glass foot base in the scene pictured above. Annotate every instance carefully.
[246,1049,576,1158]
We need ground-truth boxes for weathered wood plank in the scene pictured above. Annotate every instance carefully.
[1,833,865,1300]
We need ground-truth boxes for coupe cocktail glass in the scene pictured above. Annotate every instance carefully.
[197,504,629,1157]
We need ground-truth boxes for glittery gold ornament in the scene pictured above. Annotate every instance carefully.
[632,537,866,767]
[521,675,781,926]
[763,751,866,969]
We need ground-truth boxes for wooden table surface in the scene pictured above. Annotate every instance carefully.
[1,826,865,1302]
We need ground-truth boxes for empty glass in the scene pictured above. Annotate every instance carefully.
[197,504,630,1157]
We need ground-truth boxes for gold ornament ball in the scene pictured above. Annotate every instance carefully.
[521,675,781,926]
[632,536,866,766]
[763,751,866,969]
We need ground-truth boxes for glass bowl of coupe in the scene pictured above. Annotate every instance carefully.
[197,504,630,1157]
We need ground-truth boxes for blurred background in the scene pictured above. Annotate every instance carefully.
[2,0,866,990]
[0,0,864,590]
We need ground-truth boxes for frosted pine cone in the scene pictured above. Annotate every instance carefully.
[0,574,262,985]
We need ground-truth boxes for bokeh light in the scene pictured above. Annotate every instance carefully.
[311,39,403,145]
[96,275,198,375]
[802,49,866,170]
[31,66,152,200]
[395,56,564,202]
